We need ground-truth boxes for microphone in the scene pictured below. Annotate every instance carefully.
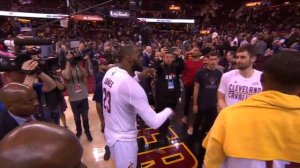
[3,38,52,47]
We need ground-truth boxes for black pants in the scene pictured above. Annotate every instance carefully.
[70,98,90,134]
[156,101,177,144]
[184,85,193,116]
[191,106,218,166]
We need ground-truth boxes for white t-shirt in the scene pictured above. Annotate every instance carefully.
[102,67,172,147]
[218,157,299,168]
[218,69,262,106]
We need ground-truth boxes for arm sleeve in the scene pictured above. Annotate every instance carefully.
[119,80,172,129]
[218,73,227,94]
[203,137,226,168]
[152,60,163,75]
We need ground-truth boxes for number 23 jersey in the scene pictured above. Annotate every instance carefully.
[102,67,172,146]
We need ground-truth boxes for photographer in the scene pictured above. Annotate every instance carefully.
[42,69,67,125]
[20,60,56,92]
[62,52,92,141]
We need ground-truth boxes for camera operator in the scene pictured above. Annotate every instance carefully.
[0,39,56,118]
[42,69,67,125]
[16,60,56,121]
[62,52,93,141]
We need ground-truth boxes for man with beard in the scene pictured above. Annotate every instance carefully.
[102,45,173,168]
[217,44,262,111]
[62,53,92,141]
[182,47,204,128]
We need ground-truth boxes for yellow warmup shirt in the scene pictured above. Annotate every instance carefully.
[203,91,300,168]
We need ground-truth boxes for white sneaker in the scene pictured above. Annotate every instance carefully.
[187,127,193,135]
[182,116,187,124]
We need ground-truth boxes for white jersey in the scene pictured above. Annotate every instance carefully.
[102,67,172,147]
[219,157,300,168]
[218,69,262,106]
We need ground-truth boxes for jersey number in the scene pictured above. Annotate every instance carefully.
[103,88,111,113]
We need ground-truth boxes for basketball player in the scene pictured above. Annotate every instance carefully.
[217,44,262,111]
[102,45,173,168]
[203,50,300,168]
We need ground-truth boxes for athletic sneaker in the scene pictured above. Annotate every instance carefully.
[104,145,111,161]
[85,132,93,142]
[76,132,82,138]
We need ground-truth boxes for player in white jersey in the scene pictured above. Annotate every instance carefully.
[218,44,262,111]
[102,45,173,168]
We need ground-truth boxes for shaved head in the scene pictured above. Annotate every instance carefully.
[0,122,86,168]
[0,83,39,117]
[145,46,152,51]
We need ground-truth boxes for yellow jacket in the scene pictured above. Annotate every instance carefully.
[203,91,300,168]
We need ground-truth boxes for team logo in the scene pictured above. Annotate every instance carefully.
[209,77,216,85]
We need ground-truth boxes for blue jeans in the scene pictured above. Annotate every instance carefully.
[43,106,61,125]
[70,98,90,133]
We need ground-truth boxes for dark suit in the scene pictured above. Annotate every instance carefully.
[142,52,151,67]
[0,110,19,141]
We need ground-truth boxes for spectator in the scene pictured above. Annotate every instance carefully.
[223,51,237,73]
[254,33,268,57]
[62,52,93,141]
[191,52,222,165]
[143,46,153,67]
[152,47,184,145]
[181,47,204,133]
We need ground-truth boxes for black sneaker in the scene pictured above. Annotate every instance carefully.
[76,132,82,138]
[85,132,93,142]
[103,145,111,161]
[158,135,169,146]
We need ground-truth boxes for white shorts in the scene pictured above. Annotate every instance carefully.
[110,140,138,168]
